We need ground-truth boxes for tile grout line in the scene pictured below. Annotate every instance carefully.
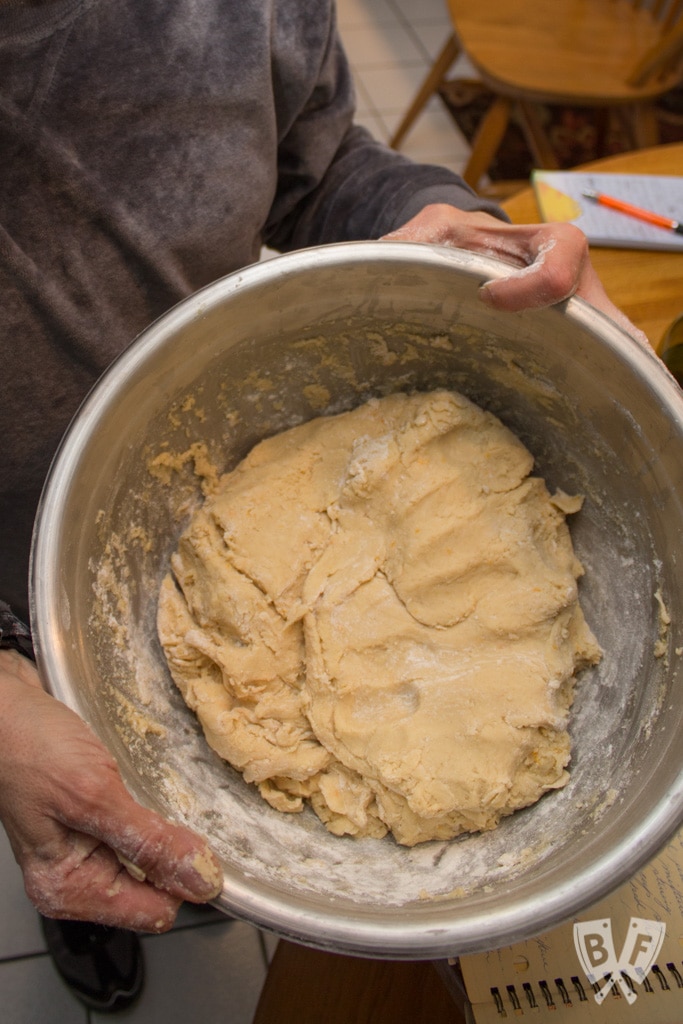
[0,949,49,966]
[338,0,470,168]
[341,7,431,142]
[381,0,435,64]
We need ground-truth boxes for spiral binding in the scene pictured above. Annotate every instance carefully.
[490,960,683,1015]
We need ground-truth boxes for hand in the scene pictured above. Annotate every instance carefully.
[384,204,648,345]
[0,649,223,932]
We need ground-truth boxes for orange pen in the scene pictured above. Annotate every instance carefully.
[582,189,683,235]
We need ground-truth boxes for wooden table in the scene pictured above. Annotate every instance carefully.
[253,941,464,1024]
[502,143,683,351]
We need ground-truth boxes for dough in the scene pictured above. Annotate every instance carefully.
[158,390,601,846]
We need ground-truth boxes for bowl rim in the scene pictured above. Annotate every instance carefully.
[30,241,683,957]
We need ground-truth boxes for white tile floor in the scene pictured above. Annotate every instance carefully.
[0,822,274,1024]
[0,2,471,1021]
[338,0,474,174]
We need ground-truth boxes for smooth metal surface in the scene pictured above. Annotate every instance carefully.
[31,242,683,958]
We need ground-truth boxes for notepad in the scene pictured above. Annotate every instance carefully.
[532,171,683,251]
[446,828,683,1022]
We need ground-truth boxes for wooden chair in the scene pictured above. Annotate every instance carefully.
[390,0,683,194]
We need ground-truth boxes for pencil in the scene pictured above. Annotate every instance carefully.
[582,189,683,235]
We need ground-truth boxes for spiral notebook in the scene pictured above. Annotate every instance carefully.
[532,171,683,251]
[441,828,683,1022]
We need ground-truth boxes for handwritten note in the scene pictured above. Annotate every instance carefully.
[458,829,683,1022]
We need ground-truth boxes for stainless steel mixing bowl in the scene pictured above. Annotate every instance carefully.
[31,242,683,958]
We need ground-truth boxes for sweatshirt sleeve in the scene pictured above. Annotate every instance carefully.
[263,13,507,252]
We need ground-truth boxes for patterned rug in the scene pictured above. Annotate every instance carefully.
[439,79,683,181]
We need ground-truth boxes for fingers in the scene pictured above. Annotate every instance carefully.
[0,664,223,931]
[387,206,589,310]
[20,764,223,931]
[47,747,224,910]
[384,205,646,343]
[90,783,224,904]
[21,778,223,931]
[478,222,649,343]
[478,224,588,311]
[384,206,589,308]
[16,754,223,930]
[24,833,184,932]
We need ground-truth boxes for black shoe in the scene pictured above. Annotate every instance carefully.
[41,916,144,1012]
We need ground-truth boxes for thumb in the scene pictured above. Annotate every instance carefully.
[85,773,223,903]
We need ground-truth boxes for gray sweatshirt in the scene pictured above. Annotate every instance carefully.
[0,0,503,618]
